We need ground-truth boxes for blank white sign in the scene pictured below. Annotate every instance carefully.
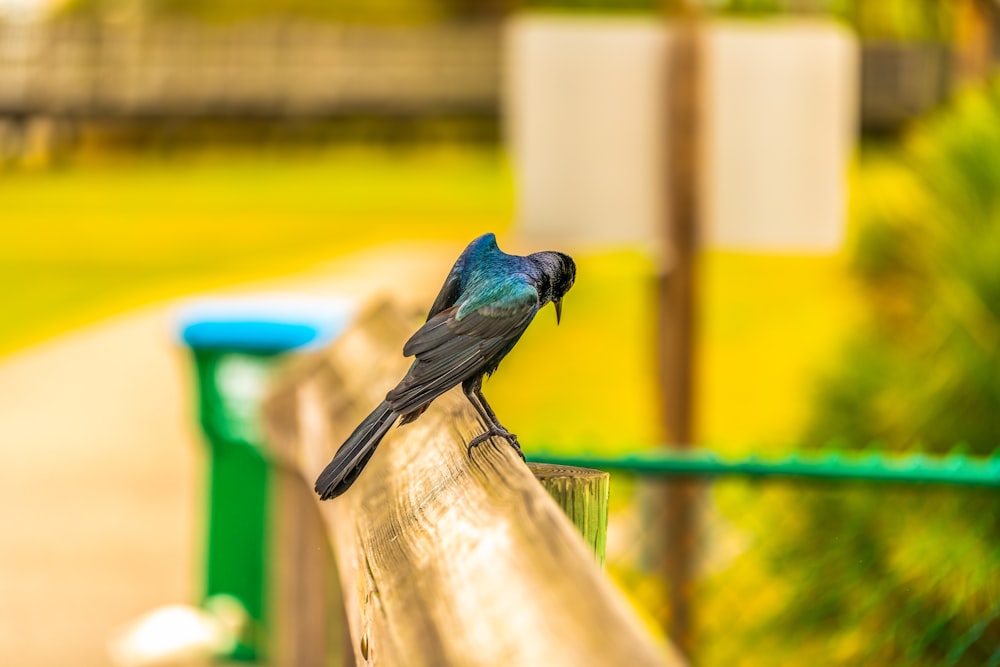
[504,16,857,252]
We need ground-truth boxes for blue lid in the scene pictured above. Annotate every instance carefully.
[176,295,357,353]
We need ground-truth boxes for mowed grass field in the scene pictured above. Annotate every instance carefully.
[0,147,856,452]
[0,148,514,353]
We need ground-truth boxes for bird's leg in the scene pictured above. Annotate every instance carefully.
[462,379,524,460]
[465,391,523,458]
[474,388,523,455]
[462,376,496,430]
[473,387,504,430]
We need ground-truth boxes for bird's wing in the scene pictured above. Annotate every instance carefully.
[387,282,539,415]
[424,233,498,320]
[425,263,464,321]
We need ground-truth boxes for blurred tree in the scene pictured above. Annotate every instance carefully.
[816,83,1000,454]
[701,80,1000,665]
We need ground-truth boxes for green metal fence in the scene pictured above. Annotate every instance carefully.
[527,449,1000,666]
[531,449,1000,487]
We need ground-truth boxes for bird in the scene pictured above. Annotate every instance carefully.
[314,232,576,500]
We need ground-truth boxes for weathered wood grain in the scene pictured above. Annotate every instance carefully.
[265,300,682,667]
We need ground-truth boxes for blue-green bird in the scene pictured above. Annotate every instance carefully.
[315,233,576,500]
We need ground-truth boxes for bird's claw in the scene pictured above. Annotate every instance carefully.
[467,428,525,460]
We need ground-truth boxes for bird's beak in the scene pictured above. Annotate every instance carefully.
[554,298,563,325]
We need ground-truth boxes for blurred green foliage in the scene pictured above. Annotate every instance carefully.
[700,81,1000,665]
[816,83,1000,455]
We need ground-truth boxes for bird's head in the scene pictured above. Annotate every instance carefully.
[531,251,576,324]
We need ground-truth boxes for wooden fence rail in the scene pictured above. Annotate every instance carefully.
[263,300,682,666]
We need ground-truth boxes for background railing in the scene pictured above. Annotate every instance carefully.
[0,20,500,118]
[551,450,1000,665]
[0,17,956,130]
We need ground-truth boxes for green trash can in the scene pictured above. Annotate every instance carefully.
[178,296,354,661]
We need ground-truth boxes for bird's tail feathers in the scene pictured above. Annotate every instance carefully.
[314,400,397,500]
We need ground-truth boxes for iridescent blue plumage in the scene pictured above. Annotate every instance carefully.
[314,233,576,500]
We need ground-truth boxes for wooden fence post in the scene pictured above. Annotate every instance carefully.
[530,463,609,565]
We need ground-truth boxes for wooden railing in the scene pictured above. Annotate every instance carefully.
[263,300,682,666]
